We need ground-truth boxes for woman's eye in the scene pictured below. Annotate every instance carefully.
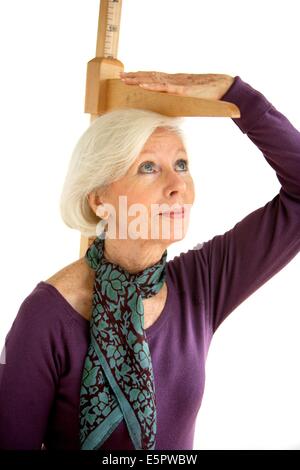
[138,159,188,174]
[139,162,155,173]
[176,159,189,171]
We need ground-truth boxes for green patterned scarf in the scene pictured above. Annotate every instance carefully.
[79,233,167,450]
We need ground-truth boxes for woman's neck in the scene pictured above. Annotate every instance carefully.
[103,238,167,274]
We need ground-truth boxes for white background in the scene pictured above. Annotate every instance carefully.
[0,0,299,450]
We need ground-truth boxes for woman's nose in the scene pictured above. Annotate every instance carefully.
[164,171,187,196]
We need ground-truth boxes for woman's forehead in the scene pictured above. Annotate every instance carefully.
[142,129,185,153]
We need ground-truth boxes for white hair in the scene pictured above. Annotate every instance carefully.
[60,108,185,237]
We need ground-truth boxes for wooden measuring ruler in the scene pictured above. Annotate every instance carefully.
[79,0,240,257]
[97,0,123,59]
[80,0,124,255]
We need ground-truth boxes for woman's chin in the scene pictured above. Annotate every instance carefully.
[149,225,189,243]
[104,218,190,242]
[156,218,189,241]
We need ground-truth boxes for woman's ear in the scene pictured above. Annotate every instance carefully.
[87,190,101,216]
[88,190,110,220]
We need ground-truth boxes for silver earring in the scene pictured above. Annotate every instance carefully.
[96,204,109,220]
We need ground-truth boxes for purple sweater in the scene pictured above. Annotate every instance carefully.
[0,77,299,450]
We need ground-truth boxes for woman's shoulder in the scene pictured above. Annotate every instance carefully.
[44,257,94,322]
[2,261,93,387]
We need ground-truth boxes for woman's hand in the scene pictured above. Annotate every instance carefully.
[120,71,235,100]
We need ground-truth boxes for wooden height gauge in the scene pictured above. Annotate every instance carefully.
[80,0,240,257]
[97,0,122,59]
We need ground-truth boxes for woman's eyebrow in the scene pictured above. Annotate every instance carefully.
[140,148,187,156]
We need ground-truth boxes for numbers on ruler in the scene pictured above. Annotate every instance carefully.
[103,0,121,58]
[107,24,118,32]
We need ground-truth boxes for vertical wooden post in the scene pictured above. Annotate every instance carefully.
[79,0,124,257]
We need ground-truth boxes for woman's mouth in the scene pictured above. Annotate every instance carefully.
[160,208,185,218]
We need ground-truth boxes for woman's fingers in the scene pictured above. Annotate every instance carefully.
[139,83,187,97]
[120,71,161,77]
[119,71,234,99]
[120,76,140,84]
[120,71,188,95]
[120,71,167,84]
[120,78,185,95]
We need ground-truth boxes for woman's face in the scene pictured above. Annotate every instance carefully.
[93,127,195,244]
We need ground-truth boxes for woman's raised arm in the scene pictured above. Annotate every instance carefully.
[121,72,300,333]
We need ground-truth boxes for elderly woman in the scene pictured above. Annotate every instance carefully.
[0,72,299,451]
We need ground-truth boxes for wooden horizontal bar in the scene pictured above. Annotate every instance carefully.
[105,78,240,118]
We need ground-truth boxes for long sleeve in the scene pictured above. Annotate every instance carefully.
[0,295,61,449]
[198,76,300,334]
